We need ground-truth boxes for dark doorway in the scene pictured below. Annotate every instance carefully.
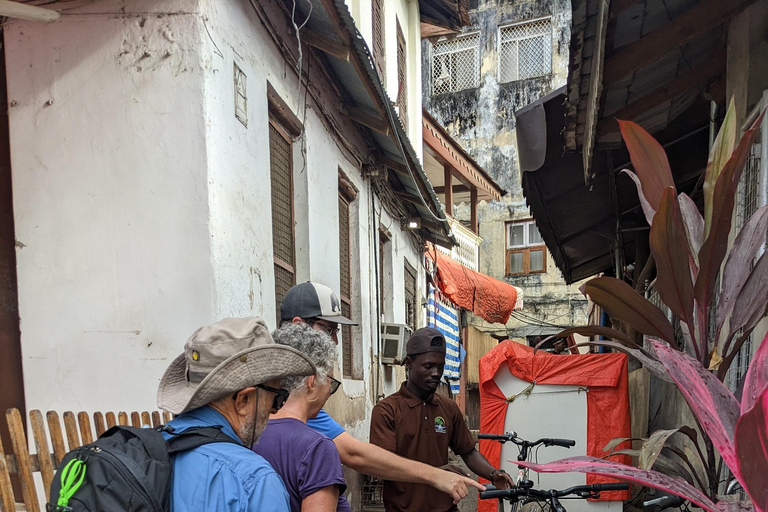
[0,41,26,464]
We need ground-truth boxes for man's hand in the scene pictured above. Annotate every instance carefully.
[490,469,515,490]
[431,468,486,504]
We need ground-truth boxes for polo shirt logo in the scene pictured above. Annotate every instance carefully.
[434,416,446,434]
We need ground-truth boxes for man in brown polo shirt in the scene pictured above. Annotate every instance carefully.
[370,327,514,511]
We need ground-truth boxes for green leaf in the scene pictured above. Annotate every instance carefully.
[639,429,680,470]
[581,277,676,344]
[618,120,676,212]
[704,99,737,238]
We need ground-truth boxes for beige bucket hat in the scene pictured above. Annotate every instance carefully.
[158,317,316,415]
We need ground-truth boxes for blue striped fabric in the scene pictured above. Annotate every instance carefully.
[427,285,462,396]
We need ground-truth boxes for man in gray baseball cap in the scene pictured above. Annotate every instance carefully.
[157,317,316,511]
[280,282,484,506]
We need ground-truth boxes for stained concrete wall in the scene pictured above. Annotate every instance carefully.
[422,0,587,341]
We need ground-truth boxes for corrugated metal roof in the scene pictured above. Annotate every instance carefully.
[293,0,456,247]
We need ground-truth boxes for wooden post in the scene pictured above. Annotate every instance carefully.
[7,408,39,511]
[29,411,54,501]
[46,412,67,466]
[470,186,478,234]
[443,164,453,216]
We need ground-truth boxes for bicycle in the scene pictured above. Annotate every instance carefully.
[478,431,576,512]
[480,482,630,512]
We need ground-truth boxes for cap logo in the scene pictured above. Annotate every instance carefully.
[192,350,200,361]
[330,292,341,313]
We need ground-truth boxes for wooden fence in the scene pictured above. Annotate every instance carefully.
[0,408,172,512]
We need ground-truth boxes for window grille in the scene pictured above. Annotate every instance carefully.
[372,0,385,81]
[339,193,353,377]
[736,138,761,230]
[404,259,417,331]
[505,220,546,275]
[431,33,480,95]
[499,18,552,83]
[729,335,753,394]
[270,121,295,322]
[396,19,408,128]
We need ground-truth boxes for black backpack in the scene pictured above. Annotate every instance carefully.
[46,425,240,512]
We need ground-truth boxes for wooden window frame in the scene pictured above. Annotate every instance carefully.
[269,117,296,322]
[505,220,546,276]
[338,175,358,378]
[395,18,408,128]
[372,0,386,81]
[404,258,417,331]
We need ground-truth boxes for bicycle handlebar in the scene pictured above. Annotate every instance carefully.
[643,495,686,508]
[478,433,576,449]
[479,483,629,501]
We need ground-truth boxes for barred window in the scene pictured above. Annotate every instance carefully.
[431,33,480,95]
[372,0,385,81]
[396,19,408,128]
[498,18,552,83]
[404,258,417,331]
[270,121,295,323]
[736,137,761,230]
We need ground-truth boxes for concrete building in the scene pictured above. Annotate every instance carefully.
[421,0,588,347]
[0,0,471,507]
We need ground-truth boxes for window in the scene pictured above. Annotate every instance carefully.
[372,0,385,81]
[431,33,480,95]
[506,221,546,275]
[338,173,359,378]
[404,258,417,331]
[498,18,552,83]
[270,120,295,322]
[395,19,407,128]
[379,229,391,319]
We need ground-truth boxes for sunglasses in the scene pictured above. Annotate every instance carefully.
[329,376,341,396]
[255,384,291,411]
[308,319,340,337]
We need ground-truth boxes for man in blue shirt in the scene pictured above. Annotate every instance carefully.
[157,317,316,512]
[280,282,485,505]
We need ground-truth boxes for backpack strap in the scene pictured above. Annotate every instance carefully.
[166,426,242,455]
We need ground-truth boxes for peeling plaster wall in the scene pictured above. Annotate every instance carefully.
[423,0,586,340]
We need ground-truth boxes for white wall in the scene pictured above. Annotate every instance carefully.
[6,0,217,414]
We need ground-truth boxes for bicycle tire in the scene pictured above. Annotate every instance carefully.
[518,498,553,512]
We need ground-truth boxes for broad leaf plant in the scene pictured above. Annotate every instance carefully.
[528,101,768,512]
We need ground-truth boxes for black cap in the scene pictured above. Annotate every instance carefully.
[406,327,446,357]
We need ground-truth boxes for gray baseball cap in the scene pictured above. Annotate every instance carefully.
[280,281,357,325]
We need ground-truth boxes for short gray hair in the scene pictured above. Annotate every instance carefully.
[272,323,337,393]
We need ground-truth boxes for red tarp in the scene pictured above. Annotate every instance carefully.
[478,341,632,512]
[426,248,518,324]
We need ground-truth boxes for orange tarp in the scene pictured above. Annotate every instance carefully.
[478,341,632,512]
[426,249,519,324]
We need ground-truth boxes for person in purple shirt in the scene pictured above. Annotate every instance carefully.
[253,323,351,512]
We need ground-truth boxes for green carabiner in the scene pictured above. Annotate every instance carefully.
[57,458,86,507]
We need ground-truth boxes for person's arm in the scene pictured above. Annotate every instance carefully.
[460,449,515,490]
[300,486,339,512]
[337,407,484,504]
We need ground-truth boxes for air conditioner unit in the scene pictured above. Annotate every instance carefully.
[380,323,412,365]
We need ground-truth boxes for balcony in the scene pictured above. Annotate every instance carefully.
[436,215,482,271]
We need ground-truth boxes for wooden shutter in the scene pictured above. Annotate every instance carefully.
[372,0,386,80]
[404,258,417,331]
[339,193,353,377]
[270,121,295,322]
[396,19,408,128]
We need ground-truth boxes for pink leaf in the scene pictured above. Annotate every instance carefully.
[717,205,768,330]
[735,388,768,512]
[651,341,741,480]
[649,188,696,352]
[728,251,768,343]
[517,456,718,512]
[618,120,675,211]
[742,330,768,414]
[695,111,766,314]
[621,169,657,226]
